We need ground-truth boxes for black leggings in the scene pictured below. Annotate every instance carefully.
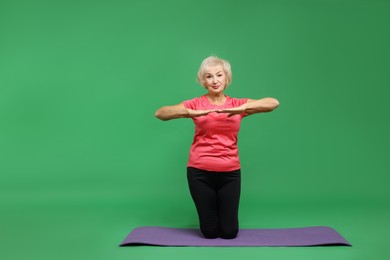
[187,167,241,239]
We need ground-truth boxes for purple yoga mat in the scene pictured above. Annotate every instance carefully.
[119,226,351,247]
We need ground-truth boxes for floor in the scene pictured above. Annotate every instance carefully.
[2,196,388,260]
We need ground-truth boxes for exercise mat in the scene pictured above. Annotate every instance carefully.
[119,226,351,247]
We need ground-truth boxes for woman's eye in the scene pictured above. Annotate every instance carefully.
[206,76,212,79]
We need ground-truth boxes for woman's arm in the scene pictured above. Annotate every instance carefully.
[155,103,214,121]
[216,97,279,117]
[243,97,280,116]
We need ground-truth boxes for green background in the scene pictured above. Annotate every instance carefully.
[1,0,389,259]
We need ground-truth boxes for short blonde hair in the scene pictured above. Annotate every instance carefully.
[197,56,232,89]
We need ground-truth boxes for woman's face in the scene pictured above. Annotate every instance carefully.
[204,65,226,94]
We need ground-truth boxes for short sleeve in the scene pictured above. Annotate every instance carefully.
[230,97,248,117]
[233,98,248,107]
[182,97,201,110]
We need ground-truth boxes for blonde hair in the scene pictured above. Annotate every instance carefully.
[196,56,232,89]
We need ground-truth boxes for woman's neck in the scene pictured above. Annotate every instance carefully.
[206,92,226,105]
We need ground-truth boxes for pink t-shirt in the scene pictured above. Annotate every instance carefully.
[183,95,248,172]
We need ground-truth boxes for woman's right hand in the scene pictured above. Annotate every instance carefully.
[155,104,214,121]
[188,109,214,118]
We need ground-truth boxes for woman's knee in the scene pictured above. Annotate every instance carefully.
[220,227,238,239]
[200,226,220,239]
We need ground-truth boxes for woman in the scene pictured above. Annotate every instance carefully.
[155,56,279,239]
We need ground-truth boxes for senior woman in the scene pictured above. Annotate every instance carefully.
[155,56,279,239]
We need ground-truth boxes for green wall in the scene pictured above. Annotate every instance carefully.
[1,0,389,259]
